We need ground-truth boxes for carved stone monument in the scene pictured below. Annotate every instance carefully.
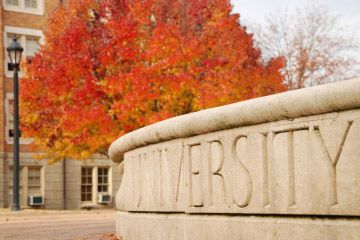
[109,78,360,239]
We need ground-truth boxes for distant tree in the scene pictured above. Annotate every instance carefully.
[20,0,285,162]
[253,5,360,89]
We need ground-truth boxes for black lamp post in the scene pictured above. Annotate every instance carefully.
[7,38,23,211]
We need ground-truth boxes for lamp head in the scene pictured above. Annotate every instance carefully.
[7,38,24,70]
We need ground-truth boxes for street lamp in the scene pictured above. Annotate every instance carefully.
[7,38,23,211]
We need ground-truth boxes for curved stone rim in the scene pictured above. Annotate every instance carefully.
[109,78,360,163]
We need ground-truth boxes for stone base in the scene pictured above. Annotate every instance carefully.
[116,211,360,240]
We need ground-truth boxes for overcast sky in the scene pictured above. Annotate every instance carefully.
[230,0,360,39]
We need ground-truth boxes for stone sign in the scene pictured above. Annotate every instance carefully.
[110,78,360,239]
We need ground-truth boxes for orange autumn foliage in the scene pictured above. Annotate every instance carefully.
[20,0,285,161]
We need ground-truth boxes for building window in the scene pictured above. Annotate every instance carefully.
[6,0,19,7]
[98,168,109,193]
[5,93,32,145]
[3,0,44,15]
[24,35,40,59]
[6,32,41,72]
[24,0,37,9]
[81,168,93,202]
[4,27,43,77]
[80,166,112,204]
[8,166,43,207]
[8,166,23,191]
[5,93,14,141]
[28,167,41,195]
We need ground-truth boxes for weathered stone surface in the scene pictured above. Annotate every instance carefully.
[116,212,360,240]
[110,78,360,239]
[117,139,186,212]
[116,111,360,215]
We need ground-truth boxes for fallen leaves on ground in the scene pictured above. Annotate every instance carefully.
[101,233,119,240]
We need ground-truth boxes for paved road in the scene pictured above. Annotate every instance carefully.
[0,209,118,240]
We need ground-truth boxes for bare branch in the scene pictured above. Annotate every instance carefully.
[251,4,360,89]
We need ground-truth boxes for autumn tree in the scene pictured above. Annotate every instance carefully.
[253,5,360,89]
[20,0,285,162]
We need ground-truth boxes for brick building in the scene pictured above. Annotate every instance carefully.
[0,0,121,209]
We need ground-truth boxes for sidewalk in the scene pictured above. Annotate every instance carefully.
[0,209,118,240]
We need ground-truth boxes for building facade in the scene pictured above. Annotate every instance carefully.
[0,0,121,209]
